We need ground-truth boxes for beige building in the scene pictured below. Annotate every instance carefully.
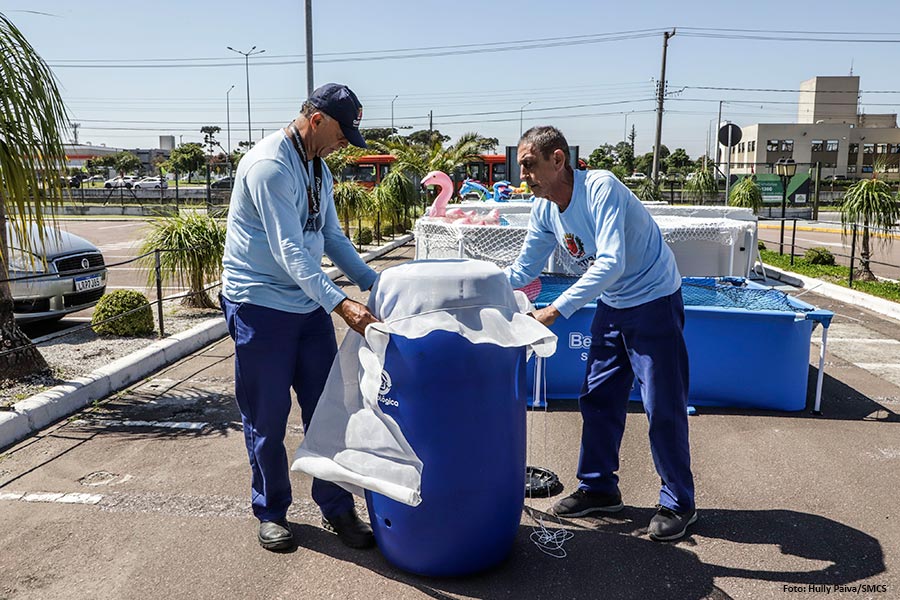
[728,76,900,178]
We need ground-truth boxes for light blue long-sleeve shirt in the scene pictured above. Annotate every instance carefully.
[221,130,377,314]
[505,169,680,318]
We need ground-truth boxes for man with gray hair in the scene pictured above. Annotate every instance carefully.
[221,83,379,552]
[506,126,697,541]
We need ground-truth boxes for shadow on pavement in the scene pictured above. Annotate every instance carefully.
[536,368,900,422]
[289,507,884,600]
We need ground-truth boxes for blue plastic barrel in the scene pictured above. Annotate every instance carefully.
[365,329,526,576]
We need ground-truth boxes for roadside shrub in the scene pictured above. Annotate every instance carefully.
[804,246,836,265]
[91,290,155,336]
[353,227,374,246]
[758,240,767,251]
[381,223,394,237]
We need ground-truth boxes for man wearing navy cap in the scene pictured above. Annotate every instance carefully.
[221,83,378,551]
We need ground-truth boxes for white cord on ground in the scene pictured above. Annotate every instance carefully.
[525,355,573,559]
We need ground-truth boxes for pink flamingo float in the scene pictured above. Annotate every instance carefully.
[421,170,500,226]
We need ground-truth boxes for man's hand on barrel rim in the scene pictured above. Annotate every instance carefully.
[334,298,380,335]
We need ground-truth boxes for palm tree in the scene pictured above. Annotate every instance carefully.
[333,180,369,238]
[684,160,719,205]
[372,132,495,219]
[323,146,369,237]
[137,212,227,309]
[374,169,417,239]
[728,175,763,213]
[0,12,70,378]
[840,162,900,281]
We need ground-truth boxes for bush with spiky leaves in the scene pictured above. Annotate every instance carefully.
[728,176,763,213]
[137,212,227,309]
[684,166,718,205]
[636,178,661,203]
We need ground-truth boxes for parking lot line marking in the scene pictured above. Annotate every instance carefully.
[825,338,900,344]
[1,491,103,505]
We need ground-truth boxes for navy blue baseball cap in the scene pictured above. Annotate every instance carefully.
[308,83,367,148]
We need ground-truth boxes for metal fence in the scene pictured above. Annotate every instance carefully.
[760,217,900,287]
[0,243,222,363]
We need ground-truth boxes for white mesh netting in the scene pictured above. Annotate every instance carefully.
[414,213,755,276]
[654,215,755,246]
[645,205,756,222]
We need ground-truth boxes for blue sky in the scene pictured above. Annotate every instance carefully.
[6,1,900,159]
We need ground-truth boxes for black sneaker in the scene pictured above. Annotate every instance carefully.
[648,505,698,541]
[550,489,624,518]
[258,519,294,551]
[322,509,376,549]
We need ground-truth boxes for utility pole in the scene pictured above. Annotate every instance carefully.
[71,122,81,145]
[226,85,234,177]
[305,0,314,97]
[715,100,723,175]
[428,110,433,136]
[651,29,675,184]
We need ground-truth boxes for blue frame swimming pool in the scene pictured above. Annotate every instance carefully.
[526,277,834,411]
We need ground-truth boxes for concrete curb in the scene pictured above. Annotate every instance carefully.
[0,234,414,451]
[1,318,227,450]
[764,264,900,322]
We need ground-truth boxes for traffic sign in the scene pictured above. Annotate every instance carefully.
[718,123,742,147]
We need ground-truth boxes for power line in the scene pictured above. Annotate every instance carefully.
[679,85,900,94]
[48,31,664,69]
[678,26,900,36]
[679,32,900,43]
[671,97,900,107]
[49,29,666,63]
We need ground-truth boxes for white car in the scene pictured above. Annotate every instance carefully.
[5,222,108,322]
[625,172,648,182]
[104,176,140,189]
[133,177,168,189]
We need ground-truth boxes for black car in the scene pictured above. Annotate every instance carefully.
[210,176,234,189]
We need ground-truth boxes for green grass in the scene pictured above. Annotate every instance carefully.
[761,249,900,302]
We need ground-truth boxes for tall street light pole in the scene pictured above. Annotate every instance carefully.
[391,95,399,135]
[775,158,797,254]
[227,45,265,147]
[226,84,235,177]
[624,110,636,145]
[519,101,532,137]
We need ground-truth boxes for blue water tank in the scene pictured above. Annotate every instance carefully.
[365,330,526,576]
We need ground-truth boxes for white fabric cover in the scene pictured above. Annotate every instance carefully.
[291,259,558,506]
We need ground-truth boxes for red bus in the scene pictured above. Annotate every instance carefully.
[343,154,508,190]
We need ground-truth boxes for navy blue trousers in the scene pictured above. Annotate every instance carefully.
[221,297,354,522]
[576,289,695,513]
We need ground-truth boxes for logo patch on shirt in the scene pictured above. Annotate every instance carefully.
[564,233,585,258]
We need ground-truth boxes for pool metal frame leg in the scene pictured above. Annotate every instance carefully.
[813,326,829,415]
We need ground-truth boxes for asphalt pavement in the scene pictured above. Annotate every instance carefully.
[2,241,900,599]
